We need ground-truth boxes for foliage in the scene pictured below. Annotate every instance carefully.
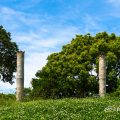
[0,97,120,120]
[32,32,120,98]
[0,25,18,83]
[110,84,120,97]
[0,93,15,107]
[24,88,32,96]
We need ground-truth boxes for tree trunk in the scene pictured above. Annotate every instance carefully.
[16,51,24,101]
[99,54,106,97]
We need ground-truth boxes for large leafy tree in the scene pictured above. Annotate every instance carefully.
[0,26,18,83]
[32,32,120,98]
[32,34,97,98]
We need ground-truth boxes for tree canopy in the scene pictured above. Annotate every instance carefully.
[0,25,18,83]
[32,32,120,98]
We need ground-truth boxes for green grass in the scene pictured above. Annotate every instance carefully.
[0,95,120,120]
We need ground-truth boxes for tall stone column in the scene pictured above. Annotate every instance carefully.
[16,51,24,101]
[99,54,106,97]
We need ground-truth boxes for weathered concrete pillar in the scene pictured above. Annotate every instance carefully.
[99,54,106,97]
[16,51,24,101]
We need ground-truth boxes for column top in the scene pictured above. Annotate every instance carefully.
[17,51,25,53]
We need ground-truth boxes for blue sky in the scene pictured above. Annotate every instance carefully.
[0,0,120,93]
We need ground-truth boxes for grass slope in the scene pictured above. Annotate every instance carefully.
[0,95,120,120]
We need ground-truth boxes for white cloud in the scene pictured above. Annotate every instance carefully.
[0,6,80,93]
[0,7,46,32]
[82,14,104,34]
[24,52,50,87]
[107,0,120,7]
[0,81,16,93]
[15,0,43,10]
[105,0,120,18]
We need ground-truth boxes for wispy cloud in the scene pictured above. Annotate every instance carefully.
[105,0,120,19]
[107,0,120,7]
[81,14,104,34]
[0,81,15,93]
[17,0,43,9]
[0,6,80,91]
[24,52,50,87]
[0,7,45,31]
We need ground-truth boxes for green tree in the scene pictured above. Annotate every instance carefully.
[0,25,18,83]
[24,88,32,96]
[32,32,120,98]
[32,34,98,98]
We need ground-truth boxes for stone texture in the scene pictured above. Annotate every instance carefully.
[99,54,106,97]
[16,51,24,101]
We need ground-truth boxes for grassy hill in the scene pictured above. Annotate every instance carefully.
[0,94,120,120]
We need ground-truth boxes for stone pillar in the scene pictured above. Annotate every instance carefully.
[16,51,24,101]
[99,54,106,97]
